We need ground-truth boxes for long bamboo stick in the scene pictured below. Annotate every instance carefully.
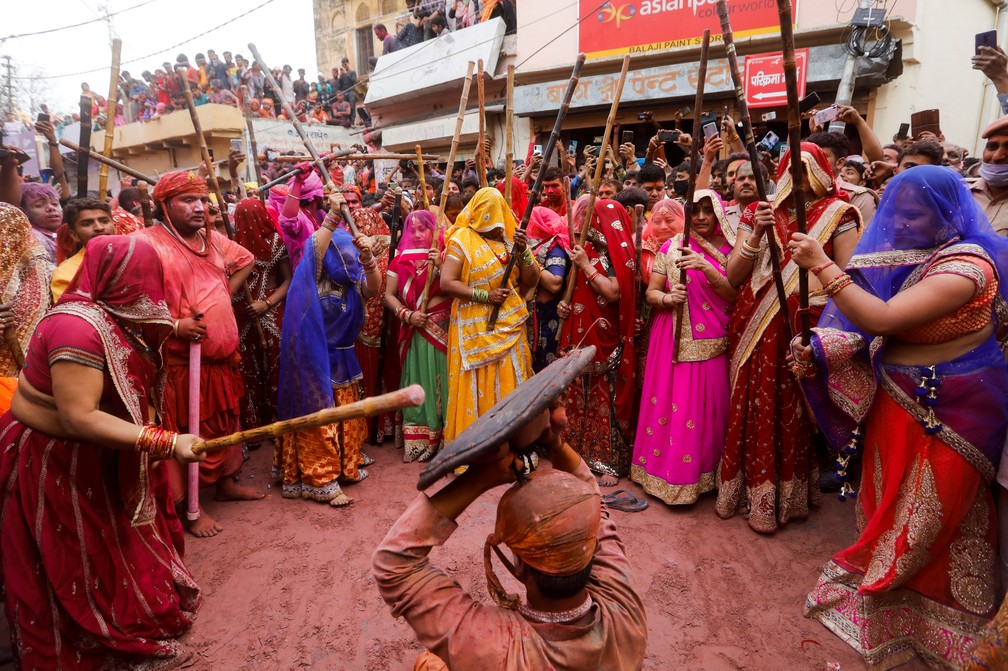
[554,54,631,338]
[564,175,575,248]
[249,42,360,237]
[98,38,122,202]
[187,342,201,521]
[415,144,429,210]
[419,61,476,313]
[504,65,514,206]
[250,147,359,194]
[476,59,487,188]
[777,0,811,345]
[716,0,793,344]
[673,30,711,362]
[137,180,153,227]
[485,54,588,331]
[60,138,157,184]
[77,95,93,198]
[174,66,231,240]
[193,385,425,454]
[242,91,264,193]
[369,191,402,446]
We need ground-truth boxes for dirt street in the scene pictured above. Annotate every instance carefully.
[2,441,872,670]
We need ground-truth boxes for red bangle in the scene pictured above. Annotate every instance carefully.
[586,269,601,284]
[811,260,836,275]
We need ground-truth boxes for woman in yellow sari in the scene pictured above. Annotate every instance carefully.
[440,188,540,441]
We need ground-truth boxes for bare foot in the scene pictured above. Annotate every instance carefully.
[597,474,619,488]
[187,509,223,538]
[215,477,266,501]
[328,492,353,507]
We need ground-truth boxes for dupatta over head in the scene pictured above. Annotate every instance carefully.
[392,209,447,361]
[804,166,1008,478]
[278,228,365,421]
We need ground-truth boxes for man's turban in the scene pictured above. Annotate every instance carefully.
[152,171,208,205]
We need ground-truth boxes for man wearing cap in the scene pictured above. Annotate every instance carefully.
[372,404,648,670]
[972,115,1008,236]
[138,171,263,538]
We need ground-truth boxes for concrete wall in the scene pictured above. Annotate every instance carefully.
[871,1,1001,154]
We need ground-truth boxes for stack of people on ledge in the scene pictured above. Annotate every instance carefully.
[3,47,1008,670]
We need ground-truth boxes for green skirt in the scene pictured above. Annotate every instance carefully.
[400,332,447,462]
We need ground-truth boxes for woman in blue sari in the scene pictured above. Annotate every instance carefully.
[789,166,1008,669]
[276,194,383,507]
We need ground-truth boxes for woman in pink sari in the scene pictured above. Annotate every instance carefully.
[385,210,449,462]
[631,190,736,505]
[640,198,685,285]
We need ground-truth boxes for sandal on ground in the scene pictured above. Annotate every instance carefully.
[602,489,634,504]
[605,493,649,513]
[361,453,375,467]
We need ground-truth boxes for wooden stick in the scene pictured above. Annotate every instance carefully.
[485,55,587,331]
[250,148,359,194]
[193,385,425,454]
[242,91,264,196]
[77,95,93,198]
[275,152,439,163]
[553,54,630,337]
[420,61,476,313]
[98,38,122,202]
[249,43,360,237]
[3,327,23,371]
[673,30,711,362]
[504,65,514,206]
[716,0,793,344]
[777,0,811,345]
[137,180,153,227]
[60,138,157,184]
[633,203,645,280]
[476,59,487,188]
[187,342,201,521]
[415,144,429,210]
[174,67,232,239]
[564,175,575,248]
[162,158,227,177]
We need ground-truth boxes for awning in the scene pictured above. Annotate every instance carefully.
[513,43,896,116]
[365,17,507,110]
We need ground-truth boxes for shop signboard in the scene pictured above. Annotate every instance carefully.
[578,0,796,59]
[744,49,808,108]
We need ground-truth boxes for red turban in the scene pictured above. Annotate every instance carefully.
[484,467,600,609]
[152,171,209,205]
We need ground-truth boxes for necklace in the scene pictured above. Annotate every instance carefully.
[519,596,593,624]
[159,221,208,255]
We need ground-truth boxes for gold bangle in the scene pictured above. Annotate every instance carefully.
[742,239,761,254]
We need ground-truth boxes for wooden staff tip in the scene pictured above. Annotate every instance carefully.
[403,384,426,406]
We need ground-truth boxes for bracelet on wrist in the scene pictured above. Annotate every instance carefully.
[135,424,178,460]
[472,288,490,303]
[742,239,762,254]
[738,247,757,260]
[823,273,854,298]
[811,260,837,275]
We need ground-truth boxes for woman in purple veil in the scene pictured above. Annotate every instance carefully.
[789,165,1008,669]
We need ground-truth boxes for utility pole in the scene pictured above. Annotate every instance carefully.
[1,56,14,116]
[829,0,884,133]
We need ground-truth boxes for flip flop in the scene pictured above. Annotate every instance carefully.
[602,489,633,504]
[607,495,648,513]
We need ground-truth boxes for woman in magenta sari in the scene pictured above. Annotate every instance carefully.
[631,190,736,504]
[0,236,204,669]
[385,210,450,462]
[526,205,570,372]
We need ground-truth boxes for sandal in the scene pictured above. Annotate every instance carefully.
[361,453,375,467]
[604,491,649,513]
[602,489,634,504]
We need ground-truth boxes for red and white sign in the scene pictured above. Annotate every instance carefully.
[743,49,808,109]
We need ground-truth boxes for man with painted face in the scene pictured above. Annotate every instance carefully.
[971,116,1008,236]
[19,183,62,266]
[635,162,667,216]
[138,171,261,538]
[539,167,570,218]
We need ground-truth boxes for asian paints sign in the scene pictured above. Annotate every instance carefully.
[579,0,796,59]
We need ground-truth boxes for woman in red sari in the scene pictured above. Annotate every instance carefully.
[557,197,637,486]
[232,199,292,436]
[0,235,204,669]
[793,166,1008,669]
[351,207,399,445]
[717,144,861,533]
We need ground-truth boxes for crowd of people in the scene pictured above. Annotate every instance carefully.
[1,36,1008,671]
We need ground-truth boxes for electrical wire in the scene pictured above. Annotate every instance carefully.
[1,0,159,41]
[14,0,280,81]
